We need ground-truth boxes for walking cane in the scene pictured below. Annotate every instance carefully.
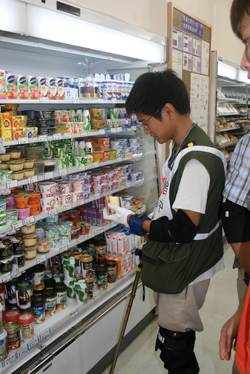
[109,248,143,374]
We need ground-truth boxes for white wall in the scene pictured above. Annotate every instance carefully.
[67,0,244,67]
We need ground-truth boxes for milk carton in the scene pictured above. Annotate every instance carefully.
[28,76,39,99]
[39,77,49,98]
[18,75,29,99]
[6,73,18,99]
[0,71,6,99]
[48,77,57,100]
[56,78,65,100]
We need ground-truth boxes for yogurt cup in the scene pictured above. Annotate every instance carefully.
[0,213,7,226]
[38,182,56,198]
[40,197,55,212]
[61,193,72,205]
[0,201,6,213]
[54,193,62,208]
[72,192,83,203]
[6,209,19,223]
[74,280,88,305]
[73,181,83,192]
[58,182,71,194]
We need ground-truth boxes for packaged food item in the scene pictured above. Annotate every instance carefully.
[37,238,50,253]
[0,71,6,99]
[5,321,21,353]
[26,127,38,139]
[18,75,29,99]
[74,280,88,305]
[24,245,37,260]
[28,76,39,99]
[31,294,45,324]
[55,283,67,310]
[33,264,45,291]
[96,266,108,290]
[17,312,35,341]
[39,77,49,98]
[16,281,32,310]
[6,73,18,99]
[48,77,57,100]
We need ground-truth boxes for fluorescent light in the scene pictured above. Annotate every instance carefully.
[26,4,165,62]
[218,61,237,80]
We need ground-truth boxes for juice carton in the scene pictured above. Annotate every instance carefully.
[48,77,57,100]
[56,78,65,100]
[39,77,49,98]
[18,75,29,99]
[6,73,18,99]
[0,71,6,99]
[28,76,39,99]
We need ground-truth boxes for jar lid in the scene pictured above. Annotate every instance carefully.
[96,267,107,274]
[43,288,56,297]
[37,238,50,245]
[17,312,35,325]
[85,276,94,283]
[55,283,67,292]
[6,278,19,286]
[24,232,38,239]
[80,254,93,262]
[18,306,33,314]
[31,294,45,305]
[24,245,38,251]
[16,281,32,291]
[44,279,56,289]
[4,309,20,322]
[33,264,45,272]
[4,320,20,333]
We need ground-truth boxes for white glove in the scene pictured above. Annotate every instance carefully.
[103,203,134,227]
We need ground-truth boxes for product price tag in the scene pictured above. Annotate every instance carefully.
[18,345,28,357]
[94,194,100,200]
[13,221,23,230]
[49,208,57,216]
[28,176,38,184]
[38,135,48,142]
[94,292,101,301]
[86,234,90,240]
[53,134,62,141]
[40,329,50,340]
[73,97,80,103]
[70,309,79,319]
[111,98,117,103]
[64,133,72,139]
[5,353,16,366]
[77,199,85,206]
[111,128,116,133]
[93,162,99,168]
[59,168,67,176]
[1,272,11,283]
[98,129,105,135]
[40,97,49,103]
[116,128,122,132]
[81,131,87,137]
[108,283,114,290]
[18,137,28,144]
[117,157,122,163]
[123,272,129,280]
[97,99,104,104]
[78,165,86,171]
[36,254,46,264]
[126,182,131,188]
[131,126,136,131]
[63,203,72,211]
[25,216,35,225]
[6,180,17,189]
[28,337,38,350]
[45,172,53,180]
[60,245,68,253]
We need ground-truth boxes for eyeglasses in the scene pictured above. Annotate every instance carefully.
[137,109,160,128]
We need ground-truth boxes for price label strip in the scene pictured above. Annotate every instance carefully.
[111,128,116,133]
[49,208,58,216]
[1,272,11,283]
[99,130,105,135]
[53,134,62,140]
[40,97,49,103]
[78,165,86,171]
[18,345,28,357]
[28,176,38,184]
[59,168,68,176]
[36,254,46,264]
[59,245,68,253]
[28,337,38,350]
[40,328,50,340]
[25,216,35,225]
[45,172,54,180]
[64,133,72,139]
[38,135,48,142]
[73,97,80,103]
[6,180,17,189]
[12,221,23,230]
[116,128,122,132]
[63,203,72,211]
[18,137,29,144]
[70,309,79,319]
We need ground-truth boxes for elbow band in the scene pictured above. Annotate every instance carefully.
[149,209,199,243]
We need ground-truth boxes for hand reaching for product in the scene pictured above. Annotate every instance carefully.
[103,203,134,227]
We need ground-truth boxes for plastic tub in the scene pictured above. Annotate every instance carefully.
[54,193,62,208]
[8,161,24,172]
[23,168,35,178]
[34,161,44,175]
[0,163,10,170]
[58,182,71,194]
[61,193,72,205]
[23,158,35,169]
[71,226,81,240]
[39,182,57,198]
[18,206,30,220]
[37,238,51,253]
[28,191,40,205]
[14,195,29,209]
[40,197,55,212]
[24,245,37,260]
[10,150,21,159]
[30,203,40,215]
[93,150,104,163]
[73,181,83,192]
[23,232,37,247]
[0,201,6,213]
[12,171,24,180]
[0,213,7,227]
[43,160,56,173]
[0,153,10,162]
[72,192,83,203]
[6,209,19,223]
[20,223,36,235]
[26,146,44,160]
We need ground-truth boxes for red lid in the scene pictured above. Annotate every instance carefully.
[0,283,5,293]
[4,309,20,322]
[17,312,35,325]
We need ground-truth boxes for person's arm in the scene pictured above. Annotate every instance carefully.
[231,241,250,275]
[219,290,247,360]
[235,119,250,126]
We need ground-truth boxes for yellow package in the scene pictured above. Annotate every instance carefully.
[12,127,26,141]
[0,112,11,131]
[0,129,12,141]
[11,115,27,129]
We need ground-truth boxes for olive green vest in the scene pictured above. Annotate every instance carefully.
[141,125,226,294]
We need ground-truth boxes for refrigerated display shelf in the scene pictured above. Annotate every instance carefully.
[3,126,140,146]
[0,98,126,105]
[216,140,239,148]
[0,204,146,284]
[216,125,240,133]
[0,153,142,191]
[0,179,145,236]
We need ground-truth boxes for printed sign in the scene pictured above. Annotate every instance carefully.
[183,14,203,38]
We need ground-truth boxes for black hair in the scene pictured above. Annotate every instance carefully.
[231,0,250,39]
[126,69,190,119]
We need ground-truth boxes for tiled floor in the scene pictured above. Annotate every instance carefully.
[101,242,239,374]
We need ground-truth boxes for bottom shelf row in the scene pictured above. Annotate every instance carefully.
[0,223,145,370]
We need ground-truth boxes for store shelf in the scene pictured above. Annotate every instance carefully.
[0,98,126,105]
[216,125,240,133]
[216,140,238,149]
[0,204,147,284]
[216,112,240,117]
[217,97,242,103]
[0,153,142,192]
[0,179,145,237]
[3,126,140,146]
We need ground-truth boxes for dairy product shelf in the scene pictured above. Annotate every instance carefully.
[0,98,126,105]
[216,125,240,133]
[0,153,142,191]
[216,140,239,149]
[0,179,145,237]
[3,126,140,146]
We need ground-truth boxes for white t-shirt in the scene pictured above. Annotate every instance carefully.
[171,158,224,284]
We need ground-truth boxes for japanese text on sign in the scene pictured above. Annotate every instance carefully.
[183,14,203,38]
